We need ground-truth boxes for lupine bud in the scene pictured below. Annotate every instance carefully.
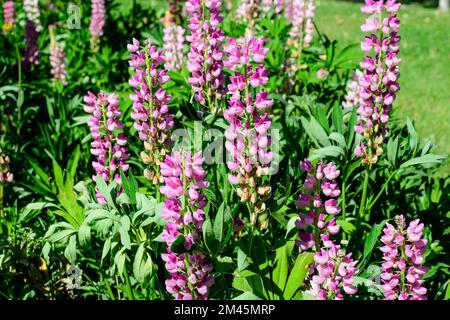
[83,92,129,203]
[355,0,401,166]
[89,0,106,52]
[160,151,214,300]
[185,0,225,108]
[224,37,273,229]
[380,215,428,300]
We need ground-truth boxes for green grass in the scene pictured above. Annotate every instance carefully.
[315,0,450,174]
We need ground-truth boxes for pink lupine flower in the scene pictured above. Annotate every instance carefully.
[49,25,67,86]
[306,236,359,300]
[128,38,174,184]
[237,0,283,34]
[295,159,341,251]
[24,0,42,32]
[163,25,185,71]
[83,92,129,204]
[224,37,273,229]
[354,0,401,166]
[24,21,39,66]
[2,1,15,32]
[0,147,13,184]
[342,70,364,109]
[185,0,225,108]
[286,0,315,48]
[160,151,214,300]
[380,215,428,300]
[89,0,106,51]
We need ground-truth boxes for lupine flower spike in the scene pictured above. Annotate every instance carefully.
[2,1,15,32]
[49,25,68,86]
[354,0,401,165]
[342,70,363,109]
[24,0,42,32]
[160,151,214,300]
[162,0,185,71]
[380,215,428,300]
[185,0,225,111]
[237,0,283,36]
[0,148,13,185]
[224,37,273,229]
[285,0,316,80]
[128,38,174,185]
[295,159,341,251]
[24,21,39,66]
[83,92,130,204]
[89,0,106,52]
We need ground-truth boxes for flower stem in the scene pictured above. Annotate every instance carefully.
[122,263,135,300]
[358,168,370,226]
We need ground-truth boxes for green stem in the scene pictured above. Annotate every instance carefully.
[15,44,22,135]
[366,170,396,212]
[103,277,116,300]
[358,169,370,226]
[122,264,135,300]
[0,184,4,218]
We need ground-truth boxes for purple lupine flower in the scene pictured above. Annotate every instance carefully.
[306,235,359,300]
[24,21,39,66]
[49,25,68,86]
[354,0,401,165]
[0,147,13,184]
[342,70,363,109]
[224,37,273,229]
[380,215,428,300]
[89,0,106,51]
[163,25,185,71]
[83,92,129,204]
[2,1,15,32]
[160,151,214,300]
[24,0,42,32]
[128,38,174,184]
[185,0,225,109]
[295,159,341,251]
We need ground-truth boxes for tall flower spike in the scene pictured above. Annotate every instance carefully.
[185,0,225,109]
[295,159,341,251]
[23,0,42,32]
[83,92,130,204]
[128,38,174,185]
[162,1,185,71]
[160,151,214,300]
[2,1,15,32]
[354,0,401,166]
[0,147,14,184]
[24,21,39,66]
[89,0,106,52]
[49,25,68,86]
[380,215,428,300]
[224,37,273,229]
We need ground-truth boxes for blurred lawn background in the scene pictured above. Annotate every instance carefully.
[116,0,449,174]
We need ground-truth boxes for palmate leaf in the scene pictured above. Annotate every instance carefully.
[400,154,447,169]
